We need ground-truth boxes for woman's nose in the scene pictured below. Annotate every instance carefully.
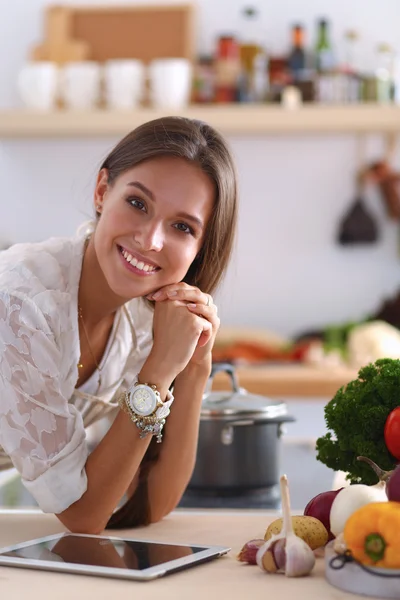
[134,222,164,252]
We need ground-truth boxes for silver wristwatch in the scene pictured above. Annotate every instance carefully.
[119,380,174,443]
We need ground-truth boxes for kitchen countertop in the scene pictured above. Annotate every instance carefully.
[0,509,379,599]
[212,364,357,398]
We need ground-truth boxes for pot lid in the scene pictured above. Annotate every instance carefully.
[201,363,288,420]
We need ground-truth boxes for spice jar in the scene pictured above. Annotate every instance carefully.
[192,55,215,103]
[214,35,241,102]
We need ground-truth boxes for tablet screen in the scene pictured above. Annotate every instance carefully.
[1,534,206,571]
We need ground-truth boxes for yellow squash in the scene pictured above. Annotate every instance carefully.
[344,501,400,569]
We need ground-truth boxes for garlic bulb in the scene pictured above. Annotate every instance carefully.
[256,475,316,577]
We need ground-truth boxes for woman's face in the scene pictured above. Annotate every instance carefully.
[93,156,215,300]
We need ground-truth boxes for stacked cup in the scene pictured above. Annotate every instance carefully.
[60,61,102,109]
[104,59,145,110]
[17,62,59,111]
[148,58,192,109]
[17,57,193,111]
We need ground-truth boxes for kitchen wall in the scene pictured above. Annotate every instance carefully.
[1,0,400,337]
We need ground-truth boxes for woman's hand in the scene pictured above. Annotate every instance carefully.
[148,283,220,371]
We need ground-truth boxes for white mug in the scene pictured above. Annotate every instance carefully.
[60,61,101,110]
[149,58,192,109]
[17,62,59,111]
[104,59,145,110]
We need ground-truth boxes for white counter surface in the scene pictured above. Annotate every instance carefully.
[0,508,379,600]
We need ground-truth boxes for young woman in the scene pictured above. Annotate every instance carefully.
[0,116,238,534]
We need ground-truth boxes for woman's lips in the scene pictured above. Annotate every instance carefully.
[118,245,160,276]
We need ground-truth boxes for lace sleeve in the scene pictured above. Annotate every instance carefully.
[0,291,89,513]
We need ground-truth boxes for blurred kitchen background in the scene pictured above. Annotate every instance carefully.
[1,0,400,512]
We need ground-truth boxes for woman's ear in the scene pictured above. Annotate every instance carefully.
[94,168,110,214]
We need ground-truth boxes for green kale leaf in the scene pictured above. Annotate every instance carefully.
[316,358,400,484]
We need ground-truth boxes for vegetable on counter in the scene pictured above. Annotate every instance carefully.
[257,475,316,577]
[264,515,328,550]
[237,539,265,565]
[303,489,343,540]
[316,358,400,484]
[344,502,400,569]
[384,406,400,461]
[358,455,400,502]
[329,481,387,538]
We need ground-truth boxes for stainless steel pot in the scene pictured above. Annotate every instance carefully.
[188,363,295,491]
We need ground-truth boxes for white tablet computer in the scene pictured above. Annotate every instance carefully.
[0,533,231,581]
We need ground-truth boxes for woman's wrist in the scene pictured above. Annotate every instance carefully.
[138,354,177,400]
[175,359,211,384]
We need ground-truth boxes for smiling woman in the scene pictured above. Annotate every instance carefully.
[0,117,238,534]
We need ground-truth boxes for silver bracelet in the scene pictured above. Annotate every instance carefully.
[118,381,174,443]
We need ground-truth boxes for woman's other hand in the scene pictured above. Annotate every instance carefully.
[148,283,220,372]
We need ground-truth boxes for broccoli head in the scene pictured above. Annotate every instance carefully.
[316,358,400,485]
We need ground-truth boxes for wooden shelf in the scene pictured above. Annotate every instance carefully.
[211,364,358,398]
[1,104,400,137]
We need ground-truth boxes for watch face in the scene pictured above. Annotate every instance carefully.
[128,384,157,416]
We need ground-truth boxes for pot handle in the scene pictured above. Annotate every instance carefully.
[220,415,295,445]
[226,415,296,427]
[208,363,240,393]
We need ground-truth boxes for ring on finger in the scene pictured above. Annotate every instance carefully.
[206,294,212,307]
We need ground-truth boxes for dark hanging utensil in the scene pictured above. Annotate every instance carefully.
[337,135,379,245]
[336,191,379,245]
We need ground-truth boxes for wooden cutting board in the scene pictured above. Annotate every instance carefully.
[31,6,90,64]
[31,4,195,64]
[211,364,357,398]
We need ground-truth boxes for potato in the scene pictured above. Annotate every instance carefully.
[264,516,328,550]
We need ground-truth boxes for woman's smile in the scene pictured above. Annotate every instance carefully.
[117,244,160,276]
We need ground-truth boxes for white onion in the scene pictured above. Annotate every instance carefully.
[330,482,387,537]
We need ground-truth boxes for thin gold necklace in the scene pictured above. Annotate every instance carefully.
[77,306,104,389]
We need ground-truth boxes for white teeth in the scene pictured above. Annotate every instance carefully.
[121,247,156,272]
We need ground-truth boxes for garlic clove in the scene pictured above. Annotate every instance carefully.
[237,539,265,564]
[260,546,280,573]
[256,537,286,573]
[285,534,316,577]
[272,537,286,570]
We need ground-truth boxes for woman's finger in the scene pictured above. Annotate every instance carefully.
[149,285,212,307]
[186,303,220,327]
[187,305,219,348]
[147,282,189,301]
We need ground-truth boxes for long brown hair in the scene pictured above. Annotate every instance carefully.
[104,117,238,529]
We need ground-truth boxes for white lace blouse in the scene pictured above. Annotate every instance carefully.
[0,231,154,513]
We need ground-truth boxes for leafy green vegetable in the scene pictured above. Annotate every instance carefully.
[316,358,400,485]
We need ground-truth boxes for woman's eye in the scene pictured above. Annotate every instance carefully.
[127,197,146,211]
[174,222,193,235]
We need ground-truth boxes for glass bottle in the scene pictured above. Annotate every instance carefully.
[315,19,334,73]
[343,30,361,103]
[288,24,306,80]
[239,6,262,76]
[375,43,394,104]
